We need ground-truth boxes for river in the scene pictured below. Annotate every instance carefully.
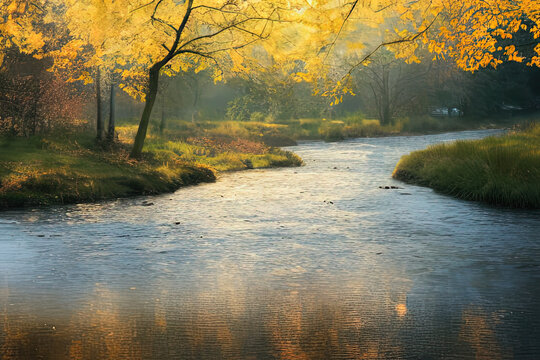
[1,129,539,359]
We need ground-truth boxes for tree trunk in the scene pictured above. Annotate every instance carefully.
[96,67,104,141]
[159,90,166,135]
[191,79,199,123]
[381,68,391,125]
[107,83,116,142]
[130,67,160,158]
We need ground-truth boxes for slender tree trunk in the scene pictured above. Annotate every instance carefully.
[381,68,391,125]
[107,83,116,142]
[130,67,160,158]
[191,80,199,123]
[31,97,38,135]
[159,90,166,135]
[96,67,104,141]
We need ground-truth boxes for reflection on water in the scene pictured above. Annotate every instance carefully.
[1,130,540,359]
[0,287,517,359]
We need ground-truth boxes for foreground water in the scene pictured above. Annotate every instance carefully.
[1,129,539,359]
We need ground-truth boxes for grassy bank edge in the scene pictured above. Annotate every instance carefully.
[123,114,538,147]
[392,123,540,208]
[0,137,302,210]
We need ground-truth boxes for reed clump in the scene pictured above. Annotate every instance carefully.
[392,123,540,208]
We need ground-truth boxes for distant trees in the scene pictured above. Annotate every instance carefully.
[352,51,428,125]
[1,0,539,143]
[0,50,86,136]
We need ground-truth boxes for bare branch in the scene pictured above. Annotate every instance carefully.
[344,14,439,79]
[176,16,279,55]
[130,0,156,13]
[322,0,359,59]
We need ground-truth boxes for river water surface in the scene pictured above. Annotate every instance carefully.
[1,129,539,359]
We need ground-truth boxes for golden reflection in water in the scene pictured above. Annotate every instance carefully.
[395,303,407,318]
[458,307,509,360]
[0,283,415,359]
[0,281,511,359]
[154,290,168,331]
[265,289,406,360]
[67,284,143,360]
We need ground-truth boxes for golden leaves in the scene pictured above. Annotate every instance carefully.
[427,0,540,71]
[2,0,538,105]
[229,50,249,74]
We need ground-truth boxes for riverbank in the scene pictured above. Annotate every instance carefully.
[392,123,540,208]
[0,135,302,209]
[124,114,536,146]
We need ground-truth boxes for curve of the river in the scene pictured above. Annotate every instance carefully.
[1,129,539,359]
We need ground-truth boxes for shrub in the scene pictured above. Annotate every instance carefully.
[250,112,265,122]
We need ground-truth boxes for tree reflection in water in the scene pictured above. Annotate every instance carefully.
[0,283,509,359]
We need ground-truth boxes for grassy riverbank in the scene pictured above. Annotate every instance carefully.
[0,135,302,209]
[392,123,540,208]
[119,114,533,146]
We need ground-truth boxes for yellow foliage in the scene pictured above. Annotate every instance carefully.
[2,0,538,104]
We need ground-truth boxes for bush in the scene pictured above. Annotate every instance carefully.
[0,53,87,136]
[250,112,265,122]
[319,122,345,141]
[226,96,252,121]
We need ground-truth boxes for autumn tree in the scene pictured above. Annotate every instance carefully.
[0,0,48,67]
[289,0,539,106]
[104,0,307,158]
[0,1,88,136]
[47,0,136,142]
[4,0,539,143]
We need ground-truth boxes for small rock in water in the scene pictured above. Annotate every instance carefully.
[37,234,45,238]
[175,222,181,225]
[142,202,154,207]
[379,185,402,190]
[400,193,412,196]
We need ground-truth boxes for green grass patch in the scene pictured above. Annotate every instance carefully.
[392,123,540,208]
[0,135,216,208]
[0,131,302,209]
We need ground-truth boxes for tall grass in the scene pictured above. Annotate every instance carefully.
[392,123,540,208]
[145,138,302,172]
[118,112,528,147]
